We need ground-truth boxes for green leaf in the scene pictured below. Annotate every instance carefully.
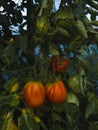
[94,34,98,42]
[49,45,59,56]
[90,13,96,21]
[15,35,28,53]
[4,44,17,62]
[73,20,88,38]
[9,94,20,107]
[52,103,65,113]
[44,0,53,16]
[77,56,90,70]
[66,92,79,107]
[41,0,47,9]
[18,115,28,130]
[2,111,13,130]
[94,99,98,114]
[57,19,74,30]
[38,0,47,16]
[54,6,74,21]
[85,101,95,119]
[21,108,38,130]
[87,92,98,115]
[51,112,62,122]
[73,0,86,18]
[56,27,70,38]
[91,20,98,26]
[81,16,97,34]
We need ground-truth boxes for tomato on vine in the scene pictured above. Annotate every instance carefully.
[50,56,68,72]
[46,81,67,104]
[23,82,46,108]
[67,74,81,94]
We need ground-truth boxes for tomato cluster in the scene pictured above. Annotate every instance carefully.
[23,73,82,108]
[23,80,68,108]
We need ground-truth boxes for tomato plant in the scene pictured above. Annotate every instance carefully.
[23,82,46,108]
[0,0,98,130]
[50,56,68,72]
[46,81,67,104]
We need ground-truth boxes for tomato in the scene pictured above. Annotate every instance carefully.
[50,56,68,72]
[46,81,67,104]
[23,82,46,108]
[67,74,81,94]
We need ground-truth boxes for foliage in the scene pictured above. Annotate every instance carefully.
[0,0,98,130]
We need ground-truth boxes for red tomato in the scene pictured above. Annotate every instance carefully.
[23,82,46,108]
[46,81,67,104]
[50,56,68,72]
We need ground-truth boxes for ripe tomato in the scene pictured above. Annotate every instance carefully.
[50,56,68,72]
[46,81,67,104]
[67,74,81,94]
[23,82,46,108]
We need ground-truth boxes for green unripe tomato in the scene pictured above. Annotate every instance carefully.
[67,74,81,94]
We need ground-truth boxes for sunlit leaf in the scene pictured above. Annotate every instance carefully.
[66,92,79,107]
